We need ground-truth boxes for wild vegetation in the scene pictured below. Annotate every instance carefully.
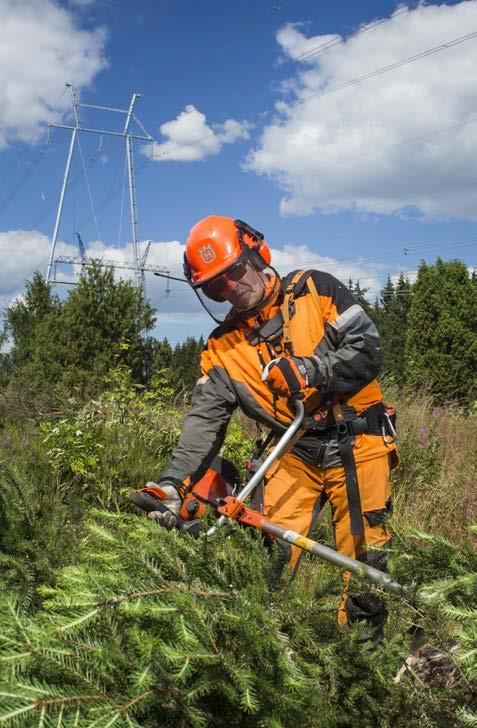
[0,260,475,726]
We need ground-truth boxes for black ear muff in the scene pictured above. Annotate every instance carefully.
[234,219,268,269]
[234,219,264,242]
[251,249,267,271]
[183,252,192,281]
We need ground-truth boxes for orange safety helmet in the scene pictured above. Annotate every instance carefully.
[183,216,271,287]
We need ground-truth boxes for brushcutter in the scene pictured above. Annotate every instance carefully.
[129,399,414,600]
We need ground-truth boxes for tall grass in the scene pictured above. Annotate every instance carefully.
[388,386,476,539]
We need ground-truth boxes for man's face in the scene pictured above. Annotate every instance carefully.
[204,259,268,311]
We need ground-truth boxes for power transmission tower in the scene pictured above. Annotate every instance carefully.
[46,84,167,296]
[54,245,170,301]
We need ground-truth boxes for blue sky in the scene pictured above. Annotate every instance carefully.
[0,0,476,344]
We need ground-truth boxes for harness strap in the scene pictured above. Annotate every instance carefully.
[332,400,364,537]
[281,270,304,355]
[304,273,320,305]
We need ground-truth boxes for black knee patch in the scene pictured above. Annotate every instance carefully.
[276,538,292,565]
[363,497,393,528]
[346,592,387,621]
[357,538,392,573]
[263,536,292,585]
[346,592,388,643]
[346,543,392,642]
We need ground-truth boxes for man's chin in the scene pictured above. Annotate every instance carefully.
[232,295,262,311]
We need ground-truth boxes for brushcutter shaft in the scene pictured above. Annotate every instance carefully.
[212,493,415,599]
[207,398,306,537]
[262,521,413,599]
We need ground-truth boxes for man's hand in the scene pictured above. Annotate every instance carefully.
[146,480,182,530]
[262,356,309,398]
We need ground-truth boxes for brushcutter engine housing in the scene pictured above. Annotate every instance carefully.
[129,456,240,537]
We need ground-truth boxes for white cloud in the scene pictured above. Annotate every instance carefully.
[147,105,251,162]
[0,230,79,321]
[245,2,477,220]
[0,0,107,148]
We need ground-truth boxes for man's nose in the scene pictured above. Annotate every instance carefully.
[223,276,244,291]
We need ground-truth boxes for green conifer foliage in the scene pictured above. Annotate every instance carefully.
[404,259,477,405]
[1,265,156,397]
[0,462,80,609]
[379,274,413,383]
[58,264,156,391]
[0,512,473,727]
[347,278,373,317]
[1,273,59,383]
[171,336,204,399]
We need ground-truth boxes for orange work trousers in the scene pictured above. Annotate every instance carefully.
[263,442,393,625]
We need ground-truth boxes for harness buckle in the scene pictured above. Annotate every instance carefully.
[382,412,397,445]
[336,421,349,443]
[260,357,281,381]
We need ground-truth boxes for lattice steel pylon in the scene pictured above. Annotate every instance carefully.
[46,84,167,296]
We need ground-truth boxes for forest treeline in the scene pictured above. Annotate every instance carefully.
[0,257,475,408]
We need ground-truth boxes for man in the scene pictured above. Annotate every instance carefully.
[150,215,398,642]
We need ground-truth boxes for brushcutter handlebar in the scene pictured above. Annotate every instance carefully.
[207,398,306,536]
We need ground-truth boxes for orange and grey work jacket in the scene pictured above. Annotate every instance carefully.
[163,269,396,485]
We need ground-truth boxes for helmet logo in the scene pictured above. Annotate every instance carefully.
[198,244,216,264]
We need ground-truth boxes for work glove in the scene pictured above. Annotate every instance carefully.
[262,356,309,399]
[146,479,182,530]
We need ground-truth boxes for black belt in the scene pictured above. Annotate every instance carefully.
[302,402,386,437]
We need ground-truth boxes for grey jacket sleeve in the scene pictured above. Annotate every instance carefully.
[304,271,382,394]
[162,365,237,483]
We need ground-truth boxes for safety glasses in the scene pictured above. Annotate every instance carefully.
[201,258,249,302]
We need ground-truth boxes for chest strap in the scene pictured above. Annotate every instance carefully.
[247,310,283,346]
[247,269,311,349]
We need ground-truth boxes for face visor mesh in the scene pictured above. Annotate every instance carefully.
[192,253,277,324]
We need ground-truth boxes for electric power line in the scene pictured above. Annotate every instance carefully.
[0,139,53,217]
[69,156,151,242]
[0,86,68,195]
[145,0,301,89]
[278,238,477,272]
[152,29,477,163]
[0,147,103,266]
[284,30,477,113]
[187,6,410,112]
[277,240,477,277]
[0,66,118,220]
[148,238,477,298]
[275,117,477,184]
[74,113,477,258]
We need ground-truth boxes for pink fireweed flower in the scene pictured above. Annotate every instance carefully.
[417,428,429,447]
